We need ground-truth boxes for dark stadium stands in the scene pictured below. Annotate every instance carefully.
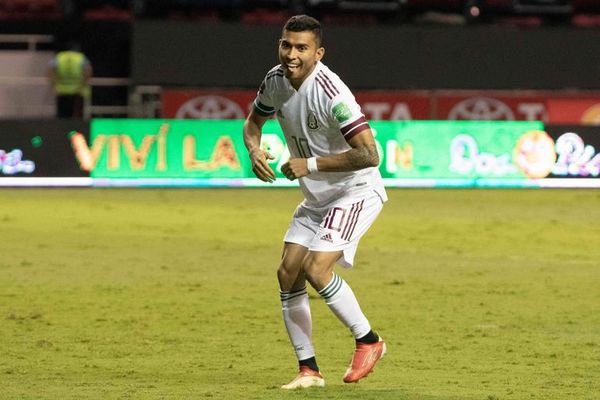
[0,0,599,119]
[0,0,599,25]
[0,0,61,19]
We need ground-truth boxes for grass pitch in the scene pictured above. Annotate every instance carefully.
[1,188,599,400]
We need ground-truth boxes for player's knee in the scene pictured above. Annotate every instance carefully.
[301,255,325,282]
[276,264,288,285]
[301,258,316,280]
[277,259,299,289]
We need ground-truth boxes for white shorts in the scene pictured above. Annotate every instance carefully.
[283,189,385,268]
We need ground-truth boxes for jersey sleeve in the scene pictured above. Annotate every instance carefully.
[329,93,370,142]
[252,68,281,117]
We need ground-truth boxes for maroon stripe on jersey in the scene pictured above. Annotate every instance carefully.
[340,117,367,135]
[343,200,364,241]
[317,71,340,95]
[315,75,335,99]
[344,122,369,141]
[340,117,370,141]
[317,71,339,96]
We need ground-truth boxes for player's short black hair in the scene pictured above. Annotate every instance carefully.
[283,15,322,47]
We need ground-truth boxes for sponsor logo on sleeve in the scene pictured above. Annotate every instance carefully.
[333,102,352,123]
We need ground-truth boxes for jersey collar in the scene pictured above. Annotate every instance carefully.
[286,61,323,94]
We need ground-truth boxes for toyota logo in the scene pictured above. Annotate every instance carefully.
[448,97,515,120]
[175,95,245,119]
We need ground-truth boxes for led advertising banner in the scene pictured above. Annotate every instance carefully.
[543,125,600,179]
[84,119,579,186]
[0,120,88,179]
[379,121,546,180]
[87,119,250,179]
[3,119,597,187]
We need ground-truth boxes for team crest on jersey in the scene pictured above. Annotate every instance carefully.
[307,111,319,130]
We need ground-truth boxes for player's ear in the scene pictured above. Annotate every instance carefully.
[316,47,325,61]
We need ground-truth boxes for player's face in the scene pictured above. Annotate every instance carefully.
[279,30,324,89]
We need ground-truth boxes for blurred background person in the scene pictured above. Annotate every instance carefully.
[47,41,92,118]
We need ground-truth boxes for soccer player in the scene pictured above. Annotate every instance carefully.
[243,15,387,389]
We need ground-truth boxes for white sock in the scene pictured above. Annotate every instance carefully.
[318,273,372,339]
[281,288,315,361]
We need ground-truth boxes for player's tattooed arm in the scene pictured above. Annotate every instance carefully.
[343,143,379,169]
[309,128,379,173]
[282,128,379,179]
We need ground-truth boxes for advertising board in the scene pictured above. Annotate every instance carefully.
[0,120,88,178]
[546,99,600,125]
[162,89,600,125]
[87,119,561,186]
[543,125,600,179]
[3,119,596,188]
[161,89,432,121]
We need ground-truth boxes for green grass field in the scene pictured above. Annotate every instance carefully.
[1,188,599,400]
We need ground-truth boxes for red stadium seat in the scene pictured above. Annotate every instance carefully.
[84,5,132,20]
[0,0,60,19]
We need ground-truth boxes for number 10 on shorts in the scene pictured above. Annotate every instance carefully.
[322,200,364,241]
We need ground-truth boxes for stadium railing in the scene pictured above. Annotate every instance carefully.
[0,33,134,119]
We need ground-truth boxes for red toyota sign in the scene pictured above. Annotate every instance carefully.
[354,92,430,120]
[162,89,600,123]
[436,93,548,121]
[546,98,600,125]
[161,90,255,119]
[162,89,431,120]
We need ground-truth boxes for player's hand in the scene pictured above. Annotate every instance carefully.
[281,158,309,181]
[249,148,276,183]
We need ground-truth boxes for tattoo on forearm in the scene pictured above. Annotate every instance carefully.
[345,145,379,169]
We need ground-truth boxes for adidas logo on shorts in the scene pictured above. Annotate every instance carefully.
[320,233,333,242]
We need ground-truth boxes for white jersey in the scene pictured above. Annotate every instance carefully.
[254,61,387,207]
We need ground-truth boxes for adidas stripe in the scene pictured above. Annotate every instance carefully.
[318,274,343,300]
[280,287,307,302]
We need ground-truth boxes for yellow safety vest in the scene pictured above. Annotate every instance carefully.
[54,51,90,97]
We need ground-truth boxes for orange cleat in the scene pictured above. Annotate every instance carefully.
[343,337,386,383]
[281,366,325,389]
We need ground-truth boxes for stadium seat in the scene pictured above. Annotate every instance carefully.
[240,9,289,24]
[84,5,132,20]
[0,0,60,19]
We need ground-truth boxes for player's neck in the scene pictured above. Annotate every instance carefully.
[290,78,304,91]
[289,63,318,91]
